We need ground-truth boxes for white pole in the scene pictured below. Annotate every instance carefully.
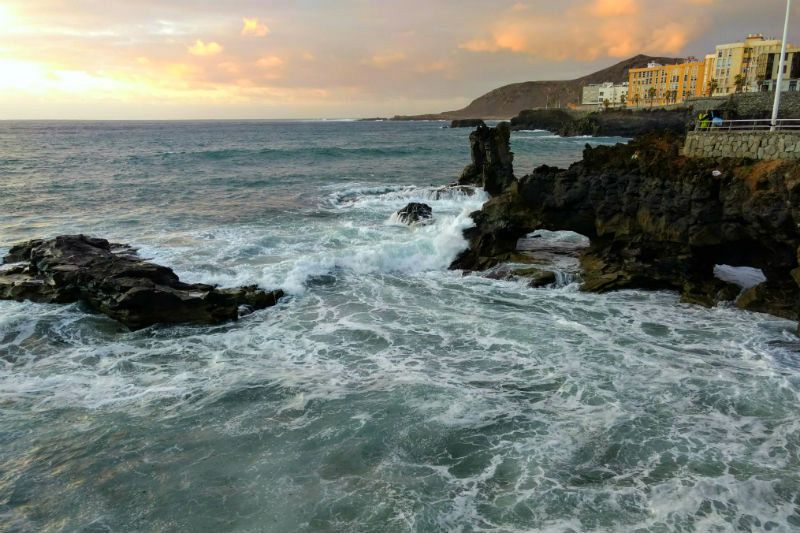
[772,0,792,131]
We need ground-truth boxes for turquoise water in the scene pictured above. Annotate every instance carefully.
[0,121,798,532]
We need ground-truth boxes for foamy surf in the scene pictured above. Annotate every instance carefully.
[1,120,798,533]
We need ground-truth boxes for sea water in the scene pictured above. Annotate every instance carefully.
[0,121,798,533]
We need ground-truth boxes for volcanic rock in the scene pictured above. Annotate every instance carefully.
[0,235,284,330]
[509,108,692,137]
[450,127,800,329]
[394,203,433,225]
[450,119,486,128]
[458,123,516,196]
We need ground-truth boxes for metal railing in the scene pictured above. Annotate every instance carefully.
[694,119,800,132]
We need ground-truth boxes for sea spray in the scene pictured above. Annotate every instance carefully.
[1,120,797,533]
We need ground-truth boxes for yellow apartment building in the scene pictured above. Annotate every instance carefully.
[627,60,706,107]
[704,34,785,95]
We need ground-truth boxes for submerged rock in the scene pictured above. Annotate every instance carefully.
[0,235,284,330]
[394,203,433,225]
[431,184,477,199]
[484,265,558,287]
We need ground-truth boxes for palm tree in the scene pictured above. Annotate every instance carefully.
[756,74,767,92]
[632,93,640,108]
[707,78,719,96]
[734,74,746,93]
[647,87,657,107]
[619,93,627,107]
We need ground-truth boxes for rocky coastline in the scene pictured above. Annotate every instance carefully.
[451,124,800,330]
[0,235,284,329]
[509,108,692,137]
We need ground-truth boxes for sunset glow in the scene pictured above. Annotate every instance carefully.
[0,0,796,119]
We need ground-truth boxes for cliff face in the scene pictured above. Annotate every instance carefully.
[452,127,800,325]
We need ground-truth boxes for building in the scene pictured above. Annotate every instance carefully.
[627,60,706,107]
[760,46,800,92]
[704,34,785,95]
[581,82,629,107]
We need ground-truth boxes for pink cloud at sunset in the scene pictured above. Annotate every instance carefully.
[0,0,794,118]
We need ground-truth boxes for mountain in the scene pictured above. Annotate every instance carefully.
[392,55,684,120]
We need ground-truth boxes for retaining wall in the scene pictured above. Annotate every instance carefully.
[683,130,800,160]
[686,92,800,118]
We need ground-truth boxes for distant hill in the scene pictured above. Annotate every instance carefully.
[392,55,684,120]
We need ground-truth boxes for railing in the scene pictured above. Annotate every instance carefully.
[694,118,800,132]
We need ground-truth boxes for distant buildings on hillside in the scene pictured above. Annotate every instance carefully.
[581,82,628,107]
[627,59,706,108]
[584,34,800,109]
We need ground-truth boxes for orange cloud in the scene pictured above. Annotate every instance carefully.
[188,40,223,56]
[460,0,699,61]
[589,0,640,17]
[364,52,407,68]
[242,17,269,37]
[256,55,284,68]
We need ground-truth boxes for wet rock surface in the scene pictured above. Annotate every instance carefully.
[394,203,433,225]
[457,122,516,195]
[0,235,284,330]
[451,125,800,328]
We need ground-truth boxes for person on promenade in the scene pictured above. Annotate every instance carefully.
[698,111,711,131]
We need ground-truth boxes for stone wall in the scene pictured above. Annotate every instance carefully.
[683,131,800,160]
[686,92,800,118]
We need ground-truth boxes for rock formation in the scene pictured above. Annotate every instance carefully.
[394,203,433,225]
[510,108,691,137]
[0,235,284,329]
[457,122,516,195]
[451,125,800,327]
[450,119,485,128]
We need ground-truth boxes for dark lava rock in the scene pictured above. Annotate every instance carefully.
[458,123,516,196]
[394,203,433,225]
[484,266,557,287]
[450,129,800,329]
[509,109,575,133]
[451,119,486,128]
[559,108,692,137]
[0,235,284,330]
[509,108,691,137]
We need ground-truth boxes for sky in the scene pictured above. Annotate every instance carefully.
[0,0,797,119]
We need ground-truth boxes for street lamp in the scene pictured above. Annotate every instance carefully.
[771,0,792,131]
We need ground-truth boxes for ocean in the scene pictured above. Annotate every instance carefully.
[0,120,798,532]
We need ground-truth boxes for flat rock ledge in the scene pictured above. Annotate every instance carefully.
[0,235,284,330]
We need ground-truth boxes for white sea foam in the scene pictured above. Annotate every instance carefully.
[2,127,799,532]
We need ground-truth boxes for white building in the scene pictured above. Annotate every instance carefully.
[581,82,629,107]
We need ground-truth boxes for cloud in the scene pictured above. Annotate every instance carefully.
[589,0,640,17]
[0,0,789,119]
[242,17,269,37]
[364,51,407,68]
[188,40,223,56]
[460,0,700,61]
[256,55,284,68]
